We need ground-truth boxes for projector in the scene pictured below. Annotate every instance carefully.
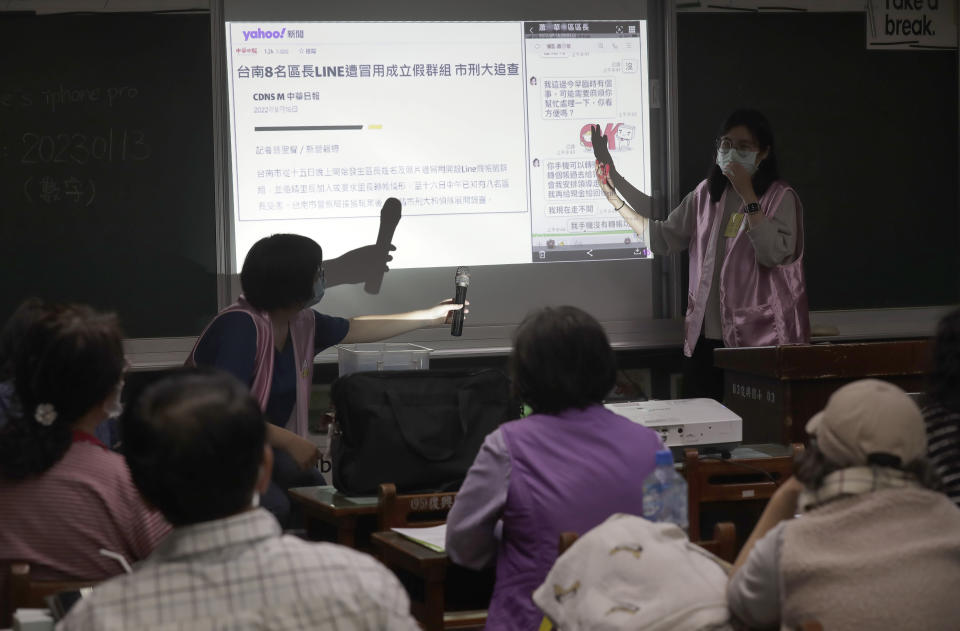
[604,398,742,454]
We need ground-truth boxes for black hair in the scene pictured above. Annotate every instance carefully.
[122,368,267,526]
[510,306,617,415]
[240,233,323,312]
[794,440,942,492]
[927,306,960,412]
[0,304,125,480]
[0,297,45,382]
[707,109,781,203]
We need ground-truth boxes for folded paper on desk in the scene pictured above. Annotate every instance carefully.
[392,524,447,552]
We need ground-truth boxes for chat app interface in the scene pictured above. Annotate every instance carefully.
[525,21,652,262]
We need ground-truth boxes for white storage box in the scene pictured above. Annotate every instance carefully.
[337,343,432,376]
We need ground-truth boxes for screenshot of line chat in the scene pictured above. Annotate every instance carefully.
[225,20,652,270]
[525,21,652,263]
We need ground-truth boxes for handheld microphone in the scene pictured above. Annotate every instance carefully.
[364,197,402,294]
[451,266,470,337]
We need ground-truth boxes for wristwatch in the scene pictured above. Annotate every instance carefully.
[744,202,761,215]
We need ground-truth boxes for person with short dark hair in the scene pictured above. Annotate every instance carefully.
[189,233,463,525]
[59,368,419,630]
[445,305,661,631]
[593,109,809,400]
[727,379,960,630]
[922,306,960,507]
[0,304,170,599]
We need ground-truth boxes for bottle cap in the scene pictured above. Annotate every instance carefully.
[655,449,674,466]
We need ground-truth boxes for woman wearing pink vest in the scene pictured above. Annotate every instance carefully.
[189,233,462,526]
[593,109,809,399]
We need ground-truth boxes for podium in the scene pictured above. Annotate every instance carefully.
[714,341,931,444]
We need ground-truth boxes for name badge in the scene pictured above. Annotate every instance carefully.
[724,212,745,238]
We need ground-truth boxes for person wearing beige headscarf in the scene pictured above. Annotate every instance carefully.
[727,379,960,630]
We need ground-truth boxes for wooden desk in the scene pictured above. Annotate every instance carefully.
[288,486,378,548]
[715,341,930,444]
[371,531,491,631]
[682,443,797,546]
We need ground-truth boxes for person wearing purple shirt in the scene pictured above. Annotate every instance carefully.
[445,306,662,631]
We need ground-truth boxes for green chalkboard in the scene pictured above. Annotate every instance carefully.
[0,12,218,337]
[677,11,959,310]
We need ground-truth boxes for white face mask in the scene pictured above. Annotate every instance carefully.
[103,379,124,419]
[716,147,759,175]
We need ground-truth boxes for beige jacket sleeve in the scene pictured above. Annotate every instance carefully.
[649,190,698,256]
[746,190,799,267]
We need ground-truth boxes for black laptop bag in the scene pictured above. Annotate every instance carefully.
[330,369,516,495]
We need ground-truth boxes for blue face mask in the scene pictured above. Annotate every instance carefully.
[716,147,759,175]
[306,270,325,307]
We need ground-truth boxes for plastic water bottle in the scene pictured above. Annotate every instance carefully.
[642,449,689,531]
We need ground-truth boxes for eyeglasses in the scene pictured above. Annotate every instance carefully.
[716,137,758,153]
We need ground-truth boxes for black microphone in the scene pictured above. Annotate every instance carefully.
[364,197,402,294]
[451,266,470,337]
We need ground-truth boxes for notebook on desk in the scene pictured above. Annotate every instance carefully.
[392,524,447,553]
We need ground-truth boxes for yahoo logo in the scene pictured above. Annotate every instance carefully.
[242,27,286,41]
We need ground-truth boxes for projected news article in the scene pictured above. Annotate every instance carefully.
[225,20,652,270]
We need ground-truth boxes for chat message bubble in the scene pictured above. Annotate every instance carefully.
[545,159,607,206]
[541,77,615,120]
[566,217,633,233]
[545,204,596,217]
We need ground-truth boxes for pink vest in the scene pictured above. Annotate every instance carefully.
[684,180,809,357]
[188,298,316,437]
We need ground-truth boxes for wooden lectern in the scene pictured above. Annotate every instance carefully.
[714,341,931,444]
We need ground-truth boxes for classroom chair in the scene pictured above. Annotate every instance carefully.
[684,444,802,542]
[2,562,96,627]
[556,521,737,563]
[372,483,488,631]
[376,482,458,531]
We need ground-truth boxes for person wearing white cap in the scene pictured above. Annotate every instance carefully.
[726,379,960,630]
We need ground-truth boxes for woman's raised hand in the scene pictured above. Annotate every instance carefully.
[595,161,619,202]
[590,124,614,167]
[722,161,759,204]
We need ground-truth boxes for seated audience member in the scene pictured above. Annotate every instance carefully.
[727,379,960,630]
[445,306,662,631]
[922,307,960,506]
[189,233,463,526]
[533,514,733,631]
[0,298,44,429]
[60,368,419,630]
[0,304,170,597]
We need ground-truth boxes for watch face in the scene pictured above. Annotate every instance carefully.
[745,203,760,214]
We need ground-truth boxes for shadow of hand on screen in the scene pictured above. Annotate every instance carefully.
[323,244,396,291]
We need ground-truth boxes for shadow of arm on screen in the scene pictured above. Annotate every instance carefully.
[610,169,652,218]
[591,123,651,217]
[323,244,395,292]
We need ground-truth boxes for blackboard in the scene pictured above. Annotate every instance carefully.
[0,12,218,337]
[677,11,959,311]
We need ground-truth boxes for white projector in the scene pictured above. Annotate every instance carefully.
[604,398,742,453]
